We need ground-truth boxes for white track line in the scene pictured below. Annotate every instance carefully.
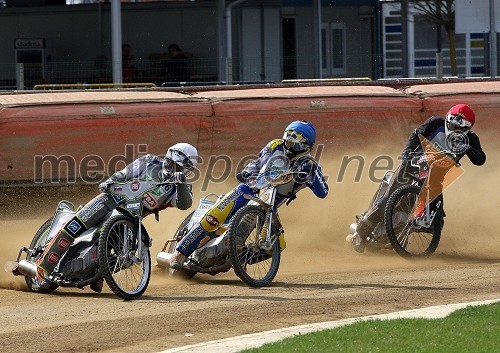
[159,298,500,353]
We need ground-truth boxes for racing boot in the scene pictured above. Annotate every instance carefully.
[351,218,376,253]
[90,278,104,293]
[35,229,75,287]
[169,251,187,270]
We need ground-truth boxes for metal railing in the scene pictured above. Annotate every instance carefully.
[33,83,156,90]
[0,53,494,91]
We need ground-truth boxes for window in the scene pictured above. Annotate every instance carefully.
[321,22,346,76]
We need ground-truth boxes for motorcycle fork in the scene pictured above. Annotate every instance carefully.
[416,186,440,228]
[259,187,278,250]
[128,216,144,263]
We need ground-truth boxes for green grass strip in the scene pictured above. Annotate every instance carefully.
[241,303,500,353]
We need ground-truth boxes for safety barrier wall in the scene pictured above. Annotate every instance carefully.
[193,86,422,160]
[0,91,212,182]
[1,82,498,183]
[406,82,500,144]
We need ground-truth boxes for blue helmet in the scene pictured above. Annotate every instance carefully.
[283,120,316,154]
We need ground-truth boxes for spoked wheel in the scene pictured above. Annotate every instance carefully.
[98,215,151,300]
[166,212,197,280]
[25,218,59,293]
[384,185,441,258]
[227,205,280,287]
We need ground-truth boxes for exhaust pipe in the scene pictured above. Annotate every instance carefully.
[4,260,38,277]
[17,260,38,277]
[156,252,231,275]
[156,251,173,268]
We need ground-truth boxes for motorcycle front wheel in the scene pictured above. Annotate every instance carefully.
[227,205,280,287]
[25,217,59,294]
[98,215,151,300]
[384,185,441,258]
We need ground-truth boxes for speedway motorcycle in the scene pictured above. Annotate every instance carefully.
[347,150,458,258]
[157,156,305,287]
[5,176,175,300]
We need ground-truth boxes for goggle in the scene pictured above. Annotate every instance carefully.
[166,150,194,171]
[446,113,472,132]
[283,130,309,152]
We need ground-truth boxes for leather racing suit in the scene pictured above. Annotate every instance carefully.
[358,116,486,235]
[175,139,329,257]
[37,154,193,277]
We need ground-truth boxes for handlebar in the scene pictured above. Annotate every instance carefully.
[247,170,309,189]
[408,150,460,168]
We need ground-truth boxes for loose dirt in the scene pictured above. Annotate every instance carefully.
[0,141,498,353]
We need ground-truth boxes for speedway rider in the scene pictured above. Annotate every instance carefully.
[352,104,486,252]
[34,143,199,290]
[167,120,329,269]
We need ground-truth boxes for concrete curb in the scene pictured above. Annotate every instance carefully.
[159,298,500,353]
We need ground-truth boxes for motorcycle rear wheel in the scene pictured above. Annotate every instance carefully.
[384,185,441,258]
[228,205,280,287]
[98,215,151,300]
[25,217,59,293]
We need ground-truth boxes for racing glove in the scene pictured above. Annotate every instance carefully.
[99,180,113,193]
[236,170,252,183]
[171,171,186,185]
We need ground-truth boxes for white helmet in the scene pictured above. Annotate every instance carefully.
[163,143,198,176]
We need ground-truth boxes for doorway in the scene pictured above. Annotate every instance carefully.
[282,17,296,79]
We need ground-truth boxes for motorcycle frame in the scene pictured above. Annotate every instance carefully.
[407,155,447,228]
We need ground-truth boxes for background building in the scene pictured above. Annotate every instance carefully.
[0,0,496,89]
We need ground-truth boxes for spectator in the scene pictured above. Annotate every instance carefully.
[122,43,136,83]
[163,43,190,83]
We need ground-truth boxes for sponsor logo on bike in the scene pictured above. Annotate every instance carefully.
[130,180,140,192]
[216,189,243,210]
[150,188,163,197]
[143,193,158,208]
[67,220,82,234]
[205,214,219,227]
[126,202,140,209]
[198,202,213,211]
[79,199,106,222]
[113,186,123,192]
[48,252,60,264]
[178,226,205,251]
[57,238,70,249]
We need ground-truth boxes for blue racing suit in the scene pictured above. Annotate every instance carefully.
[176,139,329,256]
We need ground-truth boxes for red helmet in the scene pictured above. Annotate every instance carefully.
[445,104,475,136]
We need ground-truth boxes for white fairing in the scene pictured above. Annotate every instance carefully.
[46,202,76,244]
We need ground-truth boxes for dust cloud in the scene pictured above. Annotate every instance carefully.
[0,134,498,291]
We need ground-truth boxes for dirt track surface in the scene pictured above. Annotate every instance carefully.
[1,144,499,352]
[0,259,499,353]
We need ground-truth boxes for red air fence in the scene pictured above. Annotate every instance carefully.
[1,82,498,184]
